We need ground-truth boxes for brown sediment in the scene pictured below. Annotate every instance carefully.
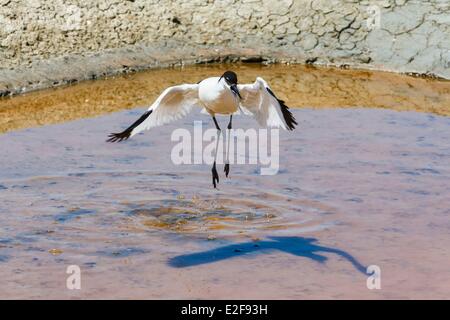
[0,63,449,134]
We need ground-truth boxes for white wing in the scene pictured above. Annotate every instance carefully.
[107,84,199,142]
[238,77,297,131]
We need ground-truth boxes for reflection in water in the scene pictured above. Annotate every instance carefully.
[95,247,148,258]
[0,63,449,133]
[169,236,367,274]
[53,208,96,223]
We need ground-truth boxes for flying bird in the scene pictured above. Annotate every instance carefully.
[107,71,297,188]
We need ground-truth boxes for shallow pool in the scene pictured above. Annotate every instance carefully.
[0,65,449,299]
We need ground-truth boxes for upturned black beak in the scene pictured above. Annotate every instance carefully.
[230,84,242,99]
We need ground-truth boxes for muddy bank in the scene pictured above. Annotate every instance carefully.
[1,63,450,134]
[0,43,268,97]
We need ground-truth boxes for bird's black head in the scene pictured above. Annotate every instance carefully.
[220,71,241,99]
[221,71,238,85]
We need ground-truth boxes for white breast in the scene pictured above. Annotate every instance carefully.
[198,77,239,115]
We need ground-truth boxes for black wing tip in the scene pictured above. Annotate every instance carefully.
[106,131,131,143]
[266,87,298,131]
[283,105,298,131]
[106,110,153,143]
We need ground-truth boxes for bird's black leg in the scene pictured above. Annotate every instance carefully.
[211,116,221,188]
[212,116,221,131]
[224,115,232,177]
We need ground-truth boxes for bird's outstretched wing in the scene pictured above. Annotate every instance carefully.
[107,84,199,142]
[238,77,297,130]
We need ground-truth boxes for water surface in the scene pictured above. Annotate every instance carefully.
[0,64,449,299]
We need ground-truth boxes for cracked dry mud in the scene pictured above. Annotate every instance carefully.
[0,0,448,96]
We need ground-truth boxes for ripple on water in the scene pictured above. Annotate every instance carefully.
[53,208,96,223]
[0,171,337,245]
[112,175,338,237]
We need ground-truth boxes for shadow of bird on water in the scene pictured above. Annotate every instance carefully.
[168,236,367,274]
